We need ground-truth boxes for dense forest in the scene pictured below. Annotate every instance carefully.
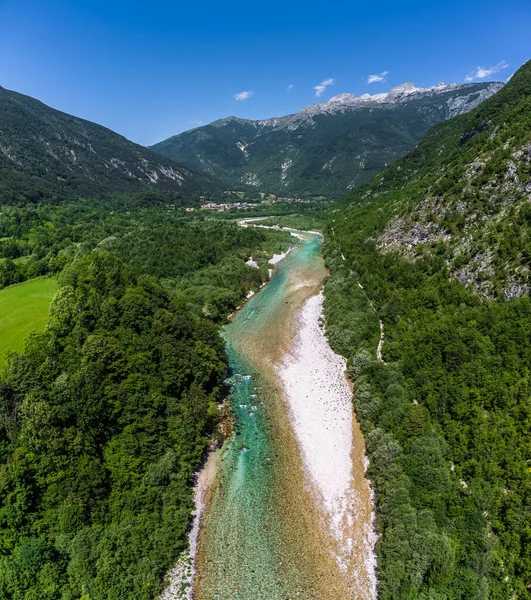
[324,231,531,599]
[0,200,291,308]
[322,61,531,599]
[0,199,292,599]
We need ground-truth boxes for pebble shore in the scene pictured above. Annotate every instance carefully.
[277,291,377,598]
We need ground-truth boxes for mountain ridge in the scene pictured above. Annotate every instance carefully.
[0,85,220,202]
[151,81,503,199]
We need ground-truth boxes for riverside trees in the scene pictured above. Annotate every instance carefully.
[0,201,292,599]
[323,224,531,598]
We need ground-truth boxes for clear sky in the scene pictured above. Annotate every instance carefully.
[1,0,529,145]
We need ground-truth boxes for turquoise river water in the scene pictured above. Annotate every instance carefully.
[193,231,371,600]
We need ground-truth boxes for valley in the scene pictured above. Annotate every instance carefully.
[0,27,529,599]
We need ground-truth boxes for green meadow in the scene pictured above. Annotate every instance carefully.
[0,277,58,366]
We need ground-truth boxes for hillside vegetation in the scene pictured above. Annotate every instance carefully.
[0,86,220,203]
[341,61,531,299]
[323,60,531,598]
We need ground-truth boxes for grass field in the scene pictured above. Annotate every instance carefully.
[0,277,58,366]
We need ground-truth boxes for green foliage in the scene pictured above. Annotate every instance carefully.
[250,212,326,231]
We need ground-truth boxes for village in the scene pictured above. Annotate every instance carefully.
[199,195,318,211]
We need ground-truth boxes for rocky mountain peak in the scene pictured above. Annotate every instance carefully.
[328,93,357,104]
[387,82,418,97]
[151,79,505,200]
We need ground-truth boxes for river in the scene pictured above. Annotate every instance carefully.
[163,229,376,600]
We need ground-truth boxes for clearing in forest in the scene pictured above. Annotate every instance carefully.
[0,277,58,366]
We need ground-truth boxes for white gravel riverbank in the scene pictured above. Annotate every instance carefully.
[277,291,377,598]
[159,453,217,600]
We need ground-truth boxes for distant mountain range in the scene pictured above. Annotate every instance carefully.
[0,80,506,205]
[0,86,218,202]
[150,81,503,200]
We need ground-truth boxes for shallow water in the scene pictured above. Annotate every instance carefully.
[194,232,374,599]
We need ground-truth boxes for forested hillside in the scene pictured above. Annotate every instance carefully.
[324,60,531,598]
[0,86,220,203]
[0,202,292,599]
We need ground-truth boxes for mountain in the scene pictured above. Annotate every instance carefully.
[0,86,219,202]
[151,81,503,200]
[336,61,531,299]
[323,61,531,598]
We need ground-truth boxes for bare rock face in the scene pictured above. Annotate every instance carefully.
[347,61,531,299]
[377,216,450,257]
[376,140,531,298]
[376,196,451,259]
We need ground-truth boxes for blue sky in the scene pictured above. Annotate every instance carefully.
[1,0,529,145]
